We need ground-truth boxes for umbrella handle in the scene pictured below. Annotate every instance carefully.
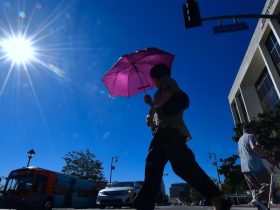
[134,64,148,95]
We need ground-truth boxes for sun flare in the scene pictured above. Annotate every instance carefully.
[1,35,36,65]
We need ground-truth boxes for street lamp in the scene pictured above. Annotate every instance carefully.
[26,149,36,167]
[109,156,118,183]
[209,152,222,189]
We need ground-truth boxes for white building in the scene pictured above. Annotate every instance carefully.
[229,0,280,125]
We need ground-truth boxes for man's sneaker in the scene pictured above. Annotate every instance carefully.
[250,199,269,210]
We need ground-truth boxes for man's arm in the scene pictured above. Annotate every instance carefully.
[251,144,276,164]
[251,145,268,158]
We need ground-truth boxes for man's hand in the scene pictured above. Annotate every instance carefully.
[144,94,153,107]
[266,156,277,166]
[146,115,153,126]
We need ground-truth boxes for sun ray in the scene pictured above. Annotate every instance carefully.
[0,62,15,96]
[0,21,14,39]
[29,0,73,41]
[33,58,65,77]
[17,0,25,34]
[31,25,67,45]
[22,62,52,140]
[22,2,38,38]
[0,54,8,61]
[0,1,16,37]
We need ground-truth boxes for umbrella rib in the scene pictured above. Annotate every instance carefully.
[138,68,151,91]
[111,73,118,96]
[127,70,130,97]
[133,64,147,95]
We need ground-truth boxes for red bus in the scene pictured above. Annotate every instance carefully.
[1,167,99,210]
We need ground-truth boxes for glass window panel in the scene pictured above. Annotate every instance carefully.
[266,36,275,50]
[255,70,280,113]
[266,32,280,75]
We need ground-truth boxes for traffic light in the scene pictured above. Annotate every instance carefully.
[182,0,202,28]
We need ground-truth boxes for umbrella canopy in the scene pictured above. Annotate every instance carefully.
[102,47,174,97]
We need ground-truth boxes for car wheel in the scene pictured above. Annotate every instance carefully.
[99,205,106,209]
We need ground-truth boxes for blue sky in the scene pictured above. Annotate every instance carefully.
[0,0,264,193]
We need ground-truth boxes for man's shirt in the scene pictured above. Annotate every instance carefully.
[238,132,266,173]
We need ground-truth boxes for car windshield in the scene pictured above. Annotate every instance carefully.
[5,174,34,193]
[109,182,134,188]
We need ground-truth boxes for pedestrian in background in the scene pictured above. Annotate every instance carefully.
[238,123,272,210]
[133,63,231,210]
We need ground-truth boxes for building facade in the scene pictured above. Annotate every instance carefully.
[229,0,280,125]
[169,183,189,198]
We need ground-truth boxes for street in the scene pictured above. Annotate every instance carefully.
[77,206,278,210]
[1,205,280,210]
[9,205,276,210]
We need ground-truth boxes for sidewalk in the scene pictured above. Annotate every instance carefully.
[234,204,280,209]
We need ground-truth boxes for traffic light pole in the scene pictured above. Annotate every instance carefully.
[201,14,280,22]
[183,0,280,30]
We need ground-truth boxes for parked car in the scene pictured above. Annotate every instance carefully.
[96,181,143,209]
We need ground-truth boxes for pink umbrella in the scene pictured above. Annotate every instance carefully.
[102,47,174,97]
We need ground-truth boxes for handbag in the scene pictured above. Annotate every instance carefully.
[156,90,189,115]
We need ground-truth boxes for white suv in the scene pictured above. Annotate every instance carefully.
[96,181,143,209]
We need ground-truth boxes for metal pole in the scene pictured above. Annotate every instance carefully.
[26,157,31,167]
[26,149,35,167]
[209,152,222,189]
[109,156,117,183]
[235,188,240,205]
[201,14,280,22]
[213,153,222,188]
[109,157,113,183]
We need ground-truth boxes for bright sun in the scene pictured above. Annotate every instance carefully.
[1,35,36,65]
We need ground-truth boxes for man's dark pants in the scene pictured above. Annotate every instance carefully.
[134,127,221,210]
[243,170,270,204]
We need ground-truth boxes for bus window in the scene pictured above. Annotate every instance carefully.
[34,175,47,193]
[5,174,33,192]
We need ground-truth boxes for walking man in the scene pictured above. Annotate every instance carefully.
[133,63,231,210]
[238,123,272,210]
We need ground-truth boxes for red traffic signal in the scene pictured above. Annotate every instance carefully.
[182,0,202,28]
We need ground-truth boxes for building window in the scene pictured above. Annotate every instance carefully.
[34,175,47,193]
[255,69,280,113]
[265,31,280,74]
[231,102,241,124]
[237,93,248,123]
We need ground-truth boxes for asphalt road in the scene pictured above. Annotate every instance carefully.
[46,205,277,210]
[1,206,279,210]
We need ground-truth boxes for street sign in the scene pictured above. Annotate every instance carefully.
[213,22,248,34]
